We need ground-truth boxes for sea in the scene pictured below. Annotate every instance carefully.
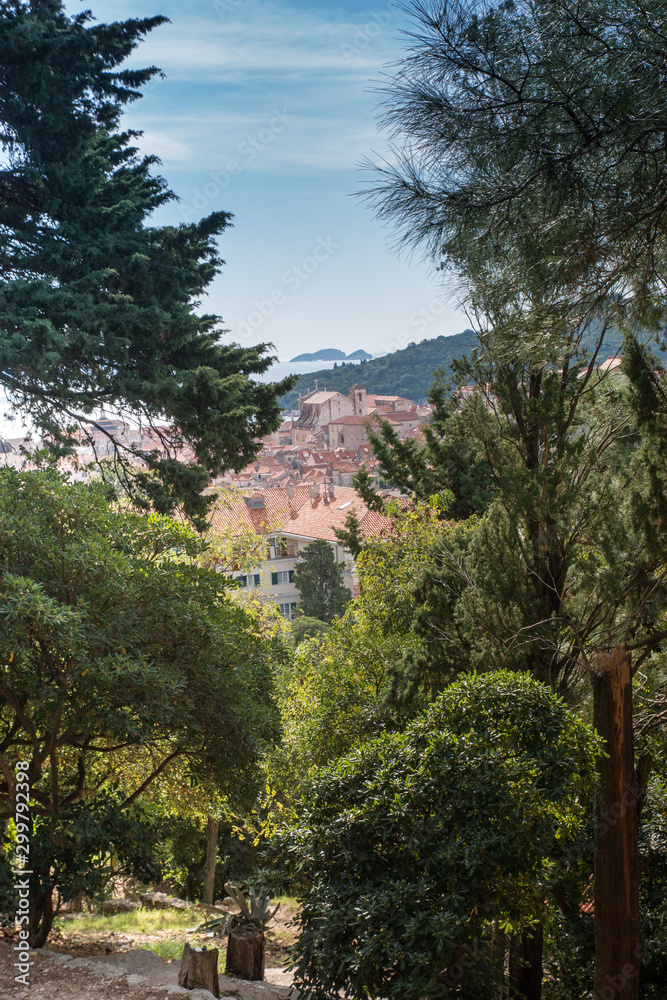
[254,358,365,386]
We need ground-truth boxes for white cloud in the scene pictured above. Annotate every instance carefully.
[132,1,398,78]
[138,131,194,163]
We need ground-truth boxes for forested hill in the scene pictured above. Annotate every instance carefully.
[279,331,478,407]
[279,328,667,408]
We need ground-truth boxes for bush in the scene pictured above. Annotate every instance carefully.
[283,672,600,1000]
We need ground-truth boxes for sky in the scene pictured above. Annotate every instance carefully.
[65,0,467,362]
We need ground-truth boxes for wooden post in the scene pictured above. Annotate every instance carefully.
[179,943,219,997]
[225,920,265,981]
[203,816,219,905]
[592,645,640,1000]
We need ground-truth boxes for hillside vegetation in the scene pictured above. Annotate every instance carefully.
[279,328,652,407]
[280,332,477,406]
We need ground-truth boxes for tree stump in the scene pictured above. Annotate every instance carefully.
[179,943,220,997]
[225,920,265,981]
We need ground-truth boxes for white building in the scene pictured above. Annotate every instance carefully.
[207,484,396,618]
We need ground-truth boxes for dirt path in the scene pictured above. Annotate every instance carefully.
[0,943,182,1000]
[0,942,296,1000]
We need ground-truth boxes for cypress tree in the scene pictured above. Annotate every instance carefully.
[0,1,294,525]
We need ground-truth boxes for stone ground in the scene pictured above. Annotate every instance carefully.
[0,943,296,1000]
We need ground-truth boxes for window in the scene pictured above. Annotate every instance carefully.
[278,602,299,619]
[267,536,297,559]
[271,570,294,585]
[234,573,261,588]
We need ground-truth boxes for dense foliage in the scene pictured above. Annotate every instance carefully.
[0,471,280,945]
[285,673,600,1000]
[365,0,667,328]
[292,539,351,624]
[0,1,294,524]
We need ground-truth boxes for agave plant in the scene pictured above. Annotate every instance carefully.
[194,882,279,937]
[224,882,280,931]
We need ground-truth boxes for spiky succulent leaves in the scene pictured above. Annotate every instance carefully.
[0,2,295,521]
[225,882,252,922]
[224,882,279,929]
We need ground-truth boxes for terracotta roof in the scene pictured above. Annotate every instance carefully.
[384,411,422,423]
[300,390,343,405]
[326,414,382,427]
[207,485,397,544]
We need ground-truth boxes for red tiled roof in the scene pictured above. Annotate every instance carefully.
[384,411,422,423]
[326,414,382,427]
[207,485,398,544]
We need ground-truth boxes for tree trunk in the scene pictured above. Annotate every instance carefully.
[592,645,640,1000]
[225,921,265,981]
[28,883,54,949]
[179,943,219,997]
[508,923,543,1000]
[70,890,85,913]
[203,816,219,905]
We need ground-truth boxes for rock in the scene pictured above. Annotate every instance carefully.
[85,948,180,987]
[40,950,73,964]
[265,968,294,988]
[187,991,219,1000]
[140,890,189,911]
[217,973,295,1000]
[101,897,141,915]
[126,972,149,986]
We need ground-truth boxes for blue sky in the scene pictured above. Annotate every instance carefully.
[67,0,467,361]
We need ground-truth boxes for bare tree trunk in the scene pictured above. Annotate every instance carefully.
[70,890,85,913]
[592,645,640,1000]
[203,816,219,906]
[225,920,265,981]
[28,881,54,949]
[179,943,219,997]
[508,923,543,1000]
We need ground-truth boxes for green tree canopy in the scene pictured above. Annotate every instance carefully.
[285,672,600,1000]
[292,539,351,624]
[0,470,280,945]
[0,1,294,525]
[365,0,667,327]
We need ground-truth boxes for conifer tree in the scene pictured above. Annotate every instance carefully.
[292,540,351,624]
[359,4,667,994]
[0,1,293,525]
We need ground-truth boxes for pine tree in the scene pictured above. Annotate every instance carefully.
[0,1,294,525]
[360,5,667,994]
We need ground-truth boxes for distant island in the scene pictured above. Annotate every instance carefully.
[289,348,373,362]
[281,333,477,407]
[279,328,645,408]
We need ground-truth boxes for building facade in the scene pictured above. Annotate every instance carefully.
[207,484,395,618]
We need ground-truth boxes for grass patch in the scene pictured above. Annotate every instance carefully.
[52,897,298,972]
[144,937,188,962]
[54,908,196,937]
